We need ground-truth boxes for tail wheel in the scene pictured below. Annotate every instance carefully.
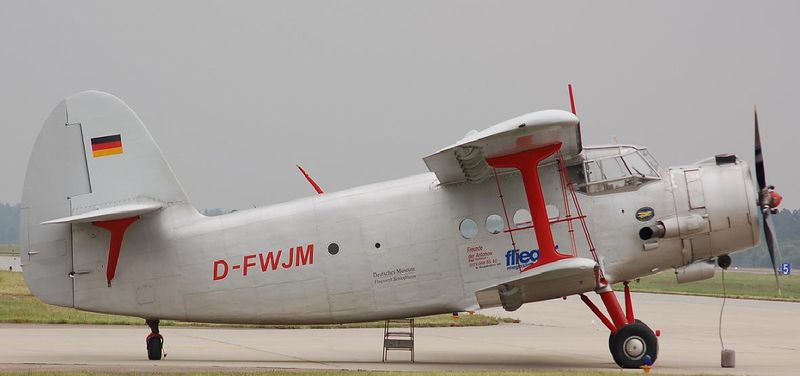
[146,334,163,360]
[609,321,658,368]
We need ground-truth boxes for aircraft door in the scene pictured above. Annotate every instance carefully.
[684,168,713,260]
[685,169,706,210]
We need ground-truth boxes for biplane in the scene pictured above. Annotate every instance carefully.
[19,88,781,368]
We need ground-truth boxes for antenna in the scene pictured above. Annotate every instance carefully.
[296,165,324,195]
[568,83,577,115]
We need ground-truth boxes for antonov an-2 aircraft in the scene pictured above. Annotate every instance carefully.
[20,89,782,368]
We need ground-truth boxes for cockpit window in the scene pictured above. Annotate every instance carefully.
[639,149,661,171]
[623,152,659,179]
[600,157,630,181]
[575,146,661,194]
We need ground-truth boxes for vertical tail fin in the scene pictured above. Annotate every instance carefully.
[21,90,192,306]
[65,90,190,209]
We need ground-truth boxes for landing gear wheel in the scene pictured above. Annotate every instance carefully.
[146,334,163,360]
[608,319,651,354]
[609,321,658,368]
[145,319,163,361]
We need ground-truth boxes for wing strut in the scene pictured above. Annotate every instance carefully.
[487,143,572,269]
[557,152,579,256]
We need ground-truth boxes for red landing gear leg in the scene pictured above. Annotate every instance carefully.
[623,281,635,324]
[146,319,164,360]
[580,286,658,369]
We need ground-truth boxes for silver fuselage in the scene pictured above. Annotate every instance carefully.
[62,157,759,324]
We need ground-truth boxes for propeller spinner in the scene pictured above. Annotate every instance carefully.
[754,108,783,295]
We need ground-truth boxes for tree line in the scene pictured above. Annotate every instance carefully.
[0,203,19,244]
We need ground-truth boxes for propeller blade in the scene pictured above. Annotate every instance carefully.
[754,108,767,190]
[754,107,782,296]
[763,213,782,296]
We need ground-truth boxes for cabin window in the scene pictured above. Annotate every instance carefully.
[513,209,532,228]
[486,214,505,234]
[328,243,339,255]
[459,218,478,239]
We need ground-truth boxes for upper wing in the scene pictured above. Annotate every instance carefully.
[423,110,581,185]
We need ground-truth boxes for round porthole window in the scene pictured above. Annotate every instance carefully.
[328,243,339,255]
[513,209,532,228]
[459,218,478,239]
[486,214,505,234]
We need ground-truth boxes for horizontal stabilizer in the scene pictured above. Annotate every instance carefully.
[475,257,597,309]
[41,202,163,224]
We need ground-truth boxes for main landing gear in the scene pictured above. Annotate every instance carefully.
[580,281,658,368]
[146,319,164,360]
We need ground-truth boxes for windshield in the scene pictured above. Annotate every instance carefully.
[576,146,660,194]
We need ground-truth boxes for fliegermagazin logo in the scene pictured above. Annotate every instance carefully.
[505,249,540,270]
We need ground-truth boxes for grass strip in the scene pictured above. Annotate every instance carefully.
[615,269,798,302]
[0,271,515,327]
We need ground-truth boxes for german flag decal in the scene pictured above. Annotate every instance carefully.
[91,134,124,158]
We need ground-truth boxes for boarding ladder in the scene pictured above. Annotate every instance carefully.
[382,318,414,362]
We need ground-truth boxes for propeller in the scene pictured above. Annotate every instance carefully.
[754,107,783,295]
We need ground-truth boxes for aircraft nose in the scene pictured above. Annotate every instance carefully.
[702,159,761,255]
[663,157,760,262]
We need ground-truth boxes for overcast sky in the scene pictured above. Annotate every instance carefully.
[1,1,798,210]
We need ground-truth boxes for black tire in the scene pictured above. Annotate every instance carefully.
[608,319,648,353]
[147,335,163,360]
[610,321,658,368]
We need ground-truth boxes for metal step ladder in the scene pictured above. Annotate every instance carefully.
[382,318,414,362]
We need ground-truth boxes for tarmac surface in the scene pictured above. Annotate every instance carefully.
[0,292,797,375]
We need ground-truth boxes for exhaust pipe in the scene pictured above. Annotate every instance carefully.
[638,214,709,240]
[639,223,666,240]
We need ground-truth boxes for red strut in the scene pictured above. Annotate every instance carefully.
[623,281,635,323]
[93,216,139,286]
[600,290,629,330]
[297,165,324,194]
[568,84,577,115]
[487,143,571,270]
[580,294,616,333]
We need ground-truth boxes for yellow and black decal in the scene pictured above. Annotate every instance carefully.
[636,207,655,222]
